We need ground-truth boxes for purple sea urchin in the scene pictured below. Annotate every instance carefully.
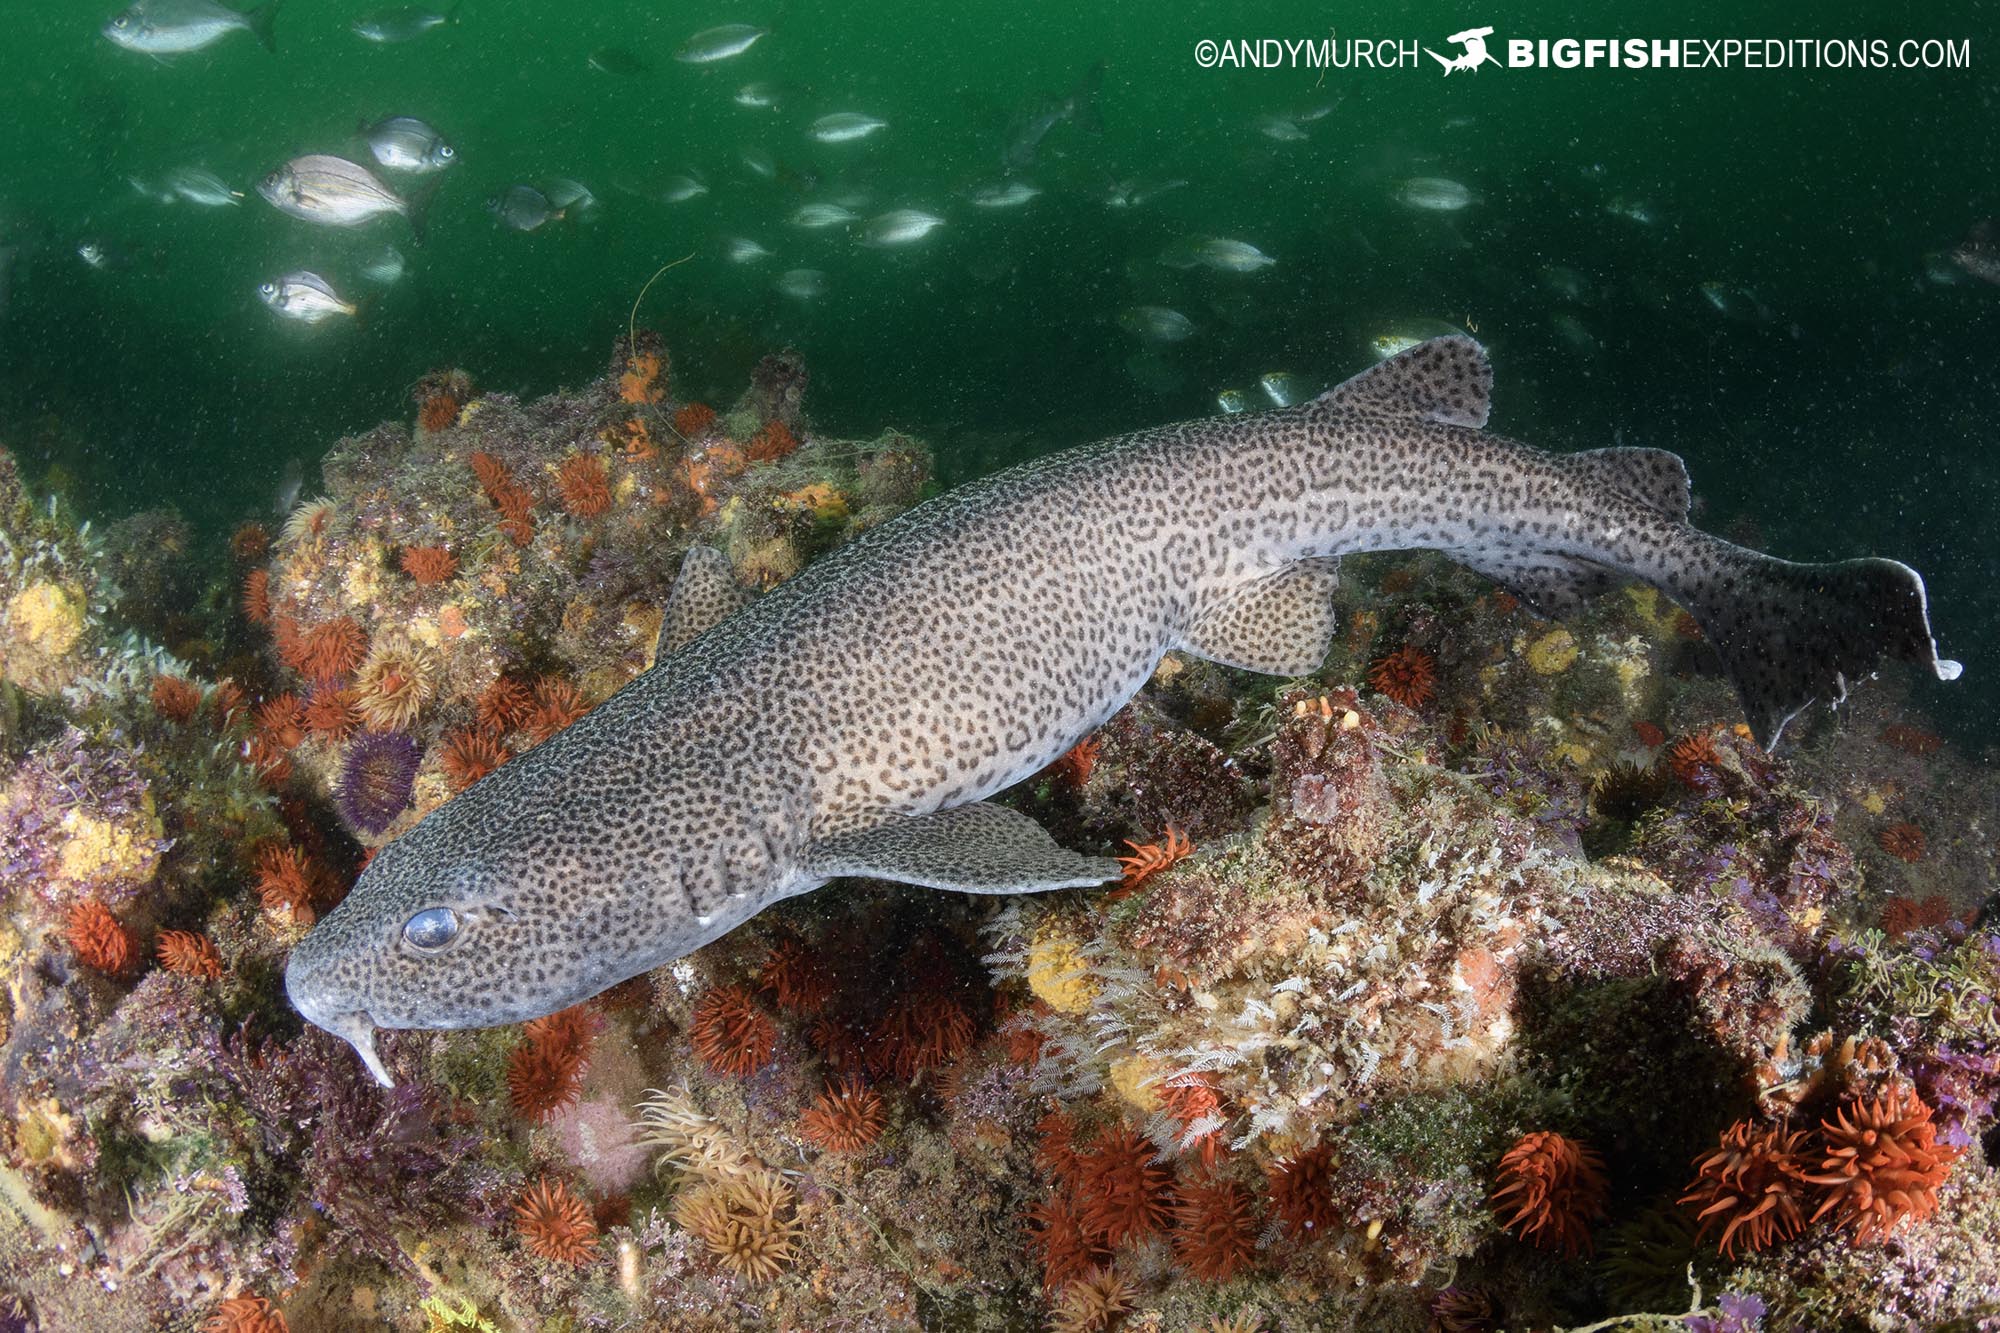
[336,731,421,836]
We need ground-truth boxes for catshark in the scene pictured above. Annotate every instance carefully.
[285,337,1959,1086]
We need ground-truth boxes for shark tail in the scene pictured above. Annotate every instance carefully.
[1667,542,1960,749]
[244,0,279,52]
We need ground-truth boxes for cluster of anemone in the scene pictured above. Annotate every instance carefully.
[1679,1083,1963,1255]
[670,1169,802,1281]
[469,450,536,546]
[799,1075,888,1153]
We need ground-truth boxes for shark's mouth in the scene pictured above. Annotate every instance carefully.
[321,1008,396,1088]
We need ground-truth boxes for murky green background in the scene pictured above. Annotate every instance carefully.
[0,0,1993,733]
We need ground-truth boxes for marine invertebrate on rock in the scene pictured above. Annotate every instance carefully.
[618,347,664,405]
[439,727,509,791]
[1170,1175,1258,1280]
[1589,760,1673,824]
[1076,1125,1174,1245]
[1267,1143,1339,1239]
[555,453,612,518]
[1880,893,1955,939]
[869,990,978,1080]
[67,898,138,975]
[1803,1083,1963,1241]
[1492,1130,1609,1255]
[254,692,305,748]
[302,686,362,740]
[671,1170,801,1281]
[399,544,458,585]
[253,844,331,925]
[1116,824,1193,892]
[799,1075,886,1153]
[203,1293,290,1332]
[281,497,337,548]
[1667,732,1720,786]
[241,567,271,623]
[151,673,201,723]
[1367,644,1437,708]
[1028,1191,1112,1291]
[515,1176,599,1264]
[758,935,832,1014]
[507,1004,601,1122]
[1047,1265,1137,1333]
[295,617,368,684]
[157,929,223,980]
[689,984,777,1077]
[414,367,473,431]
[526,676,591,743]
[477,675,535,732]
[1879,722,1944,757]
[231,520,273,561]
[353,638,439,731]
[746,418,799,464]
[1632,719,1666,747]
[336,730,420,836]
[673,401,718,439]
[1158,1073,1228,1166]
[1876,822,1927,863]
[469,450,535,545]
[1679,1119,1810,1257]
[1049,734,1100,789]
[1525,627,1580,675]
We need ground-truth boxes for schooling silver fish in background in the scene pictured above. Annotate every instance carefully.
[258,155,432,241]
[102,0,278,54]
[258,270,358,323]
[284,337,1961,1087]
[351,1,460,43]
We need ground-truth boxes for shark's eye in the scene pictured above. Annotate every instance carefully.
[403,906,459,950]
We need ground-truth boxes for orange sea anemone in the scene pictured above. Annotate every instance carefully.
[515,1176,599,1264]
[202,1294,289,1333]
[477,675,535,732]
[1679,1118,1811,1257]
[800,1075,887,1153]
[1667,732,1721,786]
[470,450,535,545]
[67,899,138,976]
[673,401,718,439]
[1050,735,1100,789]
[1877,822,1927,863]
[1267,1143,1338,1240]
[301,686,362,740]
[527,676,591,742]
[869,991,975,1080]
[507,1005,599,1122]
[555,453,612,518]
[254,692,304,749]
[295,617,368,685]
[1631,720,1666,748]
[1803,1084,1963,1241]
[240,568,271,624]
[689,984,777,1078]
[1368,644,1437,709]
[1492,1130,1609,1256]
[746,419,799,464]
[353,638,439,732]
[157,929,223,980]
[399,544,458,585]
[151,674,202,724]
[252,844,331,926]
[1028,1190,1111,1292]
[1881,893,1955,939]
[440,726,510,791]
[759,936,833,1014]
[1075,1125,1174,1246]
[1170,1175,1258,1280]
[1117,825,1193,892]
[1158,1073,1227,1167]
[230,522,272,562]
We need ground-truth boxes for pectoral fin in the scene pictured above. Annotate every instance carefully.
[657,545,750,658]
[806,803,1122,894]
[1179,558,1340,675]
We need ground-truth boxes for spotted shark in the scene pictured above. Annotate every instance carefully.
[285,337,1959,1086]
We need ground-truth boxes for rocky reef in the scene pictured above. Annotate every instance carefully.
[0,340,1992,1333]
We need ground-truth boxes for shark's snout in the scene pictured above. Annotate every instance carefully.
[285,943,396,1088]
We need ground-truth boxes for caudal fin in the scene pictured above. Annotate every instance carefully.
[244,0,278,52]
[1672,544,1960,749]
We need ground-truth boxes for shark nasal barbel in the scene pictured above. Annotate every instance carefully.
[283,337,1960,1086]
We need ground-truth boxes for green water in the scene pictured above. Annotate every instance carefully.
[1,0,1994,734]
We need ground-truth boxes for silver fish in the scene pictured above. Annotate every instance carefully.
[165,165,242,205]
[1117,304,1195,344]
[966,180,1040,209]
[654,173,710,204]
[103,0,277,54]
[259,155,427,239]
[351,2,459,43]
[1004,62,1103,168]
[788,202,856,229]
[282,336,1960,1090]
[1949,220,2000,286]
[858,208,944,247]
[486,184,561,231]
[1215,388,1250,414]
[1255,113,1310,142]
[358,244,406,285]
[774,267,825,300]
[734,81,790,109]
[724,236,772,263]
[77,238,135,270]
[1161,236,1275,273]
[810,112,887,143]
[587,46,649,76]
[1370,319,1467,360]
[1258,371,1311,407]
[360,116,456,173]
[1394,177,1476,212]
[1103,176,1187,209]
[675,23,766,63]
[258,270,358,324]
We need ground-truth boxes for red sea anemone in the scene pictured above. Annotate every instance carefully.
[295,617,368,684]
[1267,1143,1338,1240]
[1667,732,1720,786]
[799,1075,886,1153]
[156,929,223,980]
[335,731,421,836]
[240,568,271,624]
[869,991,976,1080]
[252,844,331,925]
[515,1176,599,1264]
[1368,644,1437,709]
[1028,1191,1112,1292]
[1803,1084,1963,1241]
[746,419,799,464]
[301,687,361,740]
[470,450,536,545]
[439,727,510,791]
[1493,1130,1609,1255]
[555,453,613,518]
[689,984,777,1077]
[399,545,458,585]
[508,1005,600,1122]
[477,675,536,733]
[202,1294,289,1333]
[1075,1125,1174,1246]
[527,677,591,742]
[1169,1174,1258,1280]
[759,936,833,1014]
[67,899,138,976]
[673,401,718,439]
[1877,822,1927,863]
[1679,1118,1811,1257]
[151,674,201,723]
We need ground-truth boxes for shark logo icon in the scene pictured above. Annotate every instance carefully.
[1425,25,1501,75]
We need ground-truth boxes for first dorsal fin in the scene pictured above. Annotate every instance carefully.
[656,545,750,660]
[1568,447,1691,522]
[1315,335,1492,428]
